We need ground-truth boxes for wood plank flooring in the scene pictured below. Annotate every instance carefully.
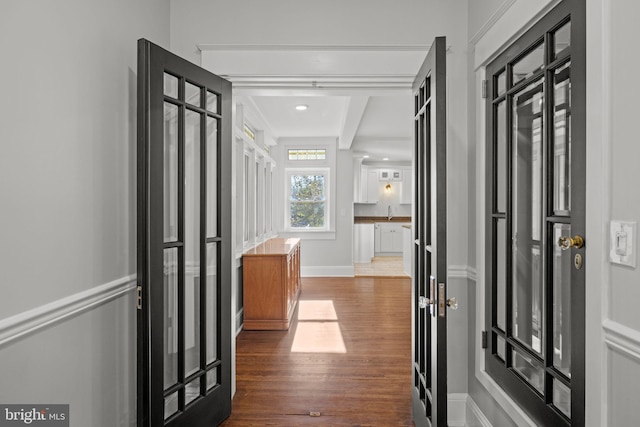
[221,276,414,426]
[354,256,409,278]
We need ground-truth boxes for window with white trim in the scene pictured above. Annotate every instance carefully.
[285,168,329,231]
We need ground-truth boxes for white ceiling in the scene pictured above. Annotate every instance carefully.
[248,94,413,161]
[250,96,348,138]
[200,45,427,162]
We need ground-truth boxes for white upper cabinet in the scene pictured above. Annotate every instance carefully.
[354,164,379,203]
[401,168,412,204]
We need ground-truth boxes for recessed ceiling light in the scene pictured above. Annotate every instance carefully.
[383,157,389,161]
[363,155,370,158]
[295,104,308,111]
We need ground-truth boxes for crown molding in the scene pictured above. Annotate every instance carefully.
[468,0,517,46]
[198,43,431,52]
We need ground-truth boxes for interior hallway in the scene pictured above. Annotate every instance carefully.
[354,256,409,278]
[222,277,413,426]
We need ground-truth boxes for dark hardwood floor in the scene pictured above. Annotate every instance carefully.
[221,276,414,426]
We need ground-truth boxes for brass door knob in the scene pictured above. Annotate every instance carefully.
[558,235,584,250]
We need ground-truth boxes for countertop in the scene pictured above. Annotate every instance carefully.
[354,216,411,224]
[243,238,300,256]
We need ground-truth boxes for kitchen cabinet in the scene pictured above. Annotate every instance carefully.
[242,238,301,330]
[354,223,374,263]
[375,222,408,254]
[380,224,403,252]
[401,168,412,204]
[366,170,379,203]
[354,166,379,203]
[402,226,412,275]
[379,169,402,182]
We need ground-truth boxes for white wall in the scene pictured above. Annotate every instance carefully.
[0,0,170,425]
[587,0,640,425]
[170,0,461,65]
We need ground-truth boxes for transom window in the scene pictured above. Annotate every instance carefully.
[287,148,326,161]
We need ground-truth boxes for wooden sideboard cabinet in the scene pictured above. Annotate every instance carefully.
[242,238,301,330]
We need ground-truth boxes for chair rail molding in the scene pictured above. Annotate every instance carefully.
[0,274,136,348]
[603,319,640,361]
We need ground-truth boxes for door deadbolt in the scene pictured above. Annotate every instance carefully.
[574,253,583,270]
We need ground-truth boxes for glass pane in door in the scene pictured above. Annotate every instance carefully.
[512,43,544,86]
[554,21,571,59]
[205,243,218,365]
[496,101,507,213]
[553,62,571,215]
[496,219,506,331]
[206,117,218,237]
[164,248,179,389]
[164,391,178,420]
[184,109,201,378]
[185,378,201,405]
[164,102,179,242]
[553,223,572,377]
[164,73,178,99]
[512,81,544,355]
[206,91,218,114]
[185,82,202,107]
[495,70,506,96]
[553,378,571,418]
[512,349,544,393]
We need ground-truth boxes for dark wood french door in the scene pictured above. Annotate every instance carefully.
[484,0,585,425]
[137,39,232,427]
[411,36,450,427]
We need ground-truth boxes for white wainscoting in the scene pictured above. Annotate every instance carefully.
[603,318,640,426]
[0,274,137,348]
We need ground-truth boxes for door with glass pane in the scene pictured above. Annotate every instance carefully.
[485,1,585,425]
[137,39,232,427]
[411,36,449,427]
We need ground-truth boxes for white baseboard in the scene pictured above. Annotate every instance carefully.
[448,393,469,426]
[0,274,137,348]
[466,394,492,427]
[235,308,244,336]
[301,265,355,277]
[447,393,493,427]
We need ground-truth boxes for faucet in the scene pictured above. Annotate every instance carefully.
[387,205,393,221]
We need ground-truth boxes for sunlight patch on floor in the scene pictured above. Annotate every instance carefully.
[297,300,338,321]
[291,322,347,353]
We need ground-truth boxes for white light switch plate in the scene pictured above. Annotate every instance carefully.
[610,221,637,268]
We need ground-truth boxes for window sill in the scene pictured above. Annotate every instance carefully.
[279,230,336,240]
